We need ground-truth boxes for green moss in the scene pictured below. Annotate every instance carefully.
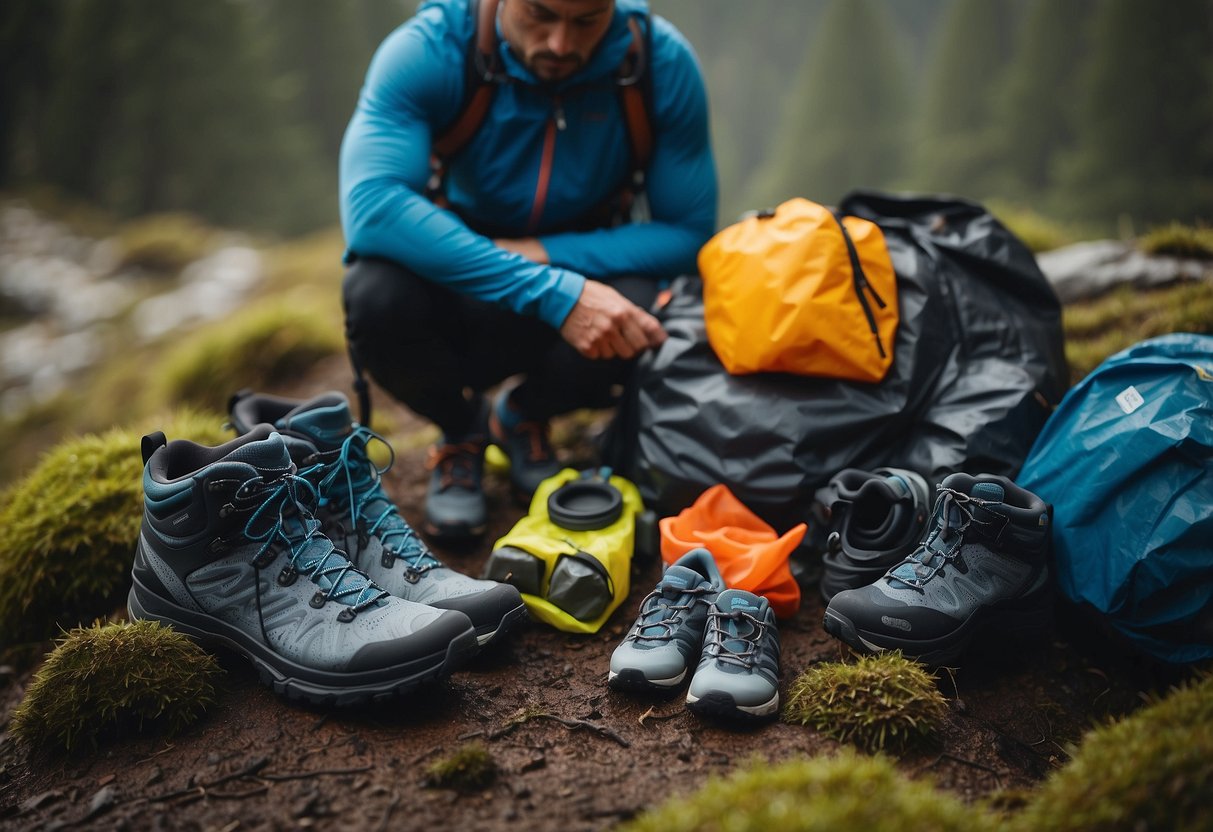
[784,654,949,753]
[9,620,220,753]
[1014,673,1213,832]
[424,743,498,791]
[115,213,218,275]
[1138,222,1213,260]
[147,294,343,412]
[0,412,228,648]
[621,751,997,832]
[1064,281,1213,383]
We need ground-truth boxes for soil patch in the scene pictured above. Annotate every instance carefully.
[0,376,1181,831]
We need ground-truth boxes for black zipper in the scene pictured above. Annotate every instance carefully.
[830,210,887,360]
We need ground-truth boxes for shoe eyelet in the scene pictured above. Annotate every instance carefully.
[337,608,357,623]
[381,551,395,570]
[218,504,234,519]
[403,567,421,585]
[309,592,327,609]
[252,549,277,569]
[277,566,298,587]
[208,537,228,554]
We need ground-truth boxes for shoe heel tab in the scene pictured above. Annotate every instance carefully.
[141,431,167,465]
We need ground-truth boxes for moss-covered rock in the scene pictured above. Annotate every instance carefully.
[621,751,997,832]
[1013,673,1213,832]
[146,295,342,412]
[424,743,498,792]
[9,620,221,753]
[1138,222,1213,260]
[784,654,949,753]
[0,412,228,648]
[114,213,218,275]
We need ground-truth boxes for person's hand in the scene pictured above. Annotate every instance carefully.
[559,279,666,360]
[494,237,549,264]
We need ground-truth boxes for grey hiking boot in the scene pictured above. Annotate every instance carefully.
[608,548,723,692]
[488,381,561,499]
[823,473,1053,666]
[128,426,479,706]
[817,467,931,601]
[425,414,490,542]
[228,391,528,646]
[686,589,781,720]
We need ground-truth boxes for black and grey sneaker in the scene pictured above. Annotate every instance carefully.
[488,382,562,499]
[608,548,723,692]
[424,420,489,542]
[823,473,1053,666]
[816,467,931,601]
[128,426,479,706]
[229,391,527,646]
[686,589,781,721]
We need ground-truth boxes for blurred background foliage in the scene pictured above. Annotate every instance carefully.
[2,0,1211,235]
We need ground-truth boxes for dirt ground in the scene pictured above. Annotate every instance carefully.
[0,371,1186,832]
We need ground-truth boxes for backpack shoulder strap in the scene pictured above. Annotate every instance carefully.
[429,0,502,195]
[617,14,654,180]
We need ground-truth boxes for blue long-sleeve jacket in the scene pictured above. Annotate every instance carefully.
[339,0,718,330]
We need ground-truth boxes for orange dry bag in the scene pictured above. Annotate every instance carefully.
[659,484,806,618]
[698,197,898,382]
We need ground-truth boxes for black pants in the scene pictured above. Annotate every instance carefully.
[343,257,658,439]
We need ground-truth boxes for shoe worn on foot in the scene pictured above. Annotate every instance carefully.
[823,473,1053,666]
[608,548,723,692]
[817,467,931,601]
[686,589,781,720]
[128,426,479,706]
[229,391,527,646]
[488,382,561,499]
[424,414,489,541]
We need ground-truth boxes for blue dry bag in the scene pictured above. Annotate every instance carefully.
[1018,333,1213,663]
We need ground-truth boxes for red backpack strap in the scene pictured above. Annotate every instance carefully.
[617,15,654,176]
[428,0,503,201]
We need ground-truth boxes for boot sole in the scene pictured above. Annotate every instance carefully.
[823,596,1053,667]
[686,689,780,721]
[128,578,479,706]
[474,601,530,646]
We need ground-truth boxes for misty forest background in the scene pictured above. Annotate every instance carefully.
[4,0,1212,237]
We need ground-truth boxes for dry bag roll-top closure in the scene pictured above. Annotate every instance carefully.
[698,198,899,383]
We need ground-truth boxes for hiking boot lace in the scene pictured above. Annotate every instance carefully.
[703,608,767,670]
[888,486,1003,590]
[426,441,483,492]
[235,472,387,612]
[308,426,441,575]
[514,421,553,463]
[627,584,715,643]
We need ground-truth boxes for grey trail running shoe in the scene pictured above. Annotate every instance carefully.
[229,391,528,646]
[609,548,724,692]
[128,426,479,706]
[686,589,781,720]
[823,473,1053,666]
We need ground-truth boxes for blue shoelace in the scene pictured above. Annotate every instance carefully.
[237,472,386,612]
[308,426,441,575]
[887,486,1001,590]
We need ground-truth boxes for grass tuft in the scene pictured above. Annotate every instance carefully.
[424,743,498,792]
[0,411,229,648]
[1138,223,1213,260]
[146,294,343,412]
[9,620,221,753]
[987,201,1081,254]
[784,653,949,753]
[1013,672,1213,832]
[621,750,997,832]
[1063,281,1213,383]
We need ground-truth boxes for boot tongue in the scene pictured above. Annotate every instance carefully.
[970,482,1005,503]
[277,393,354,451]
[637,565,705,632]
[713,589,765,652]
[658,565,705,594]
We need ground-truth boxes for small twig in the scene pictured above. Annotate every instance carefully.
[148,757,271,803]
[535,714,630,748]
[457,729,486,741]
[936,752,1003,787]
[136,744,176,765]
[637,706,682,726]
[375,790,401,832]
[208,785,269,800]
[259,764,373,782]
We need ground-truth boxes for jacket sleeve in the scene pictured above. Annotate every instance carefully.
[339,10,586,330]
[538,19,718,279]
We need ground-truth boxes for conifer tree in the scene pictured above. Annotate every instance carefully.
[1058,0,1213,225]
[745,0,909,208]
[909,0,1023,196]
[989,0,1094,201]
